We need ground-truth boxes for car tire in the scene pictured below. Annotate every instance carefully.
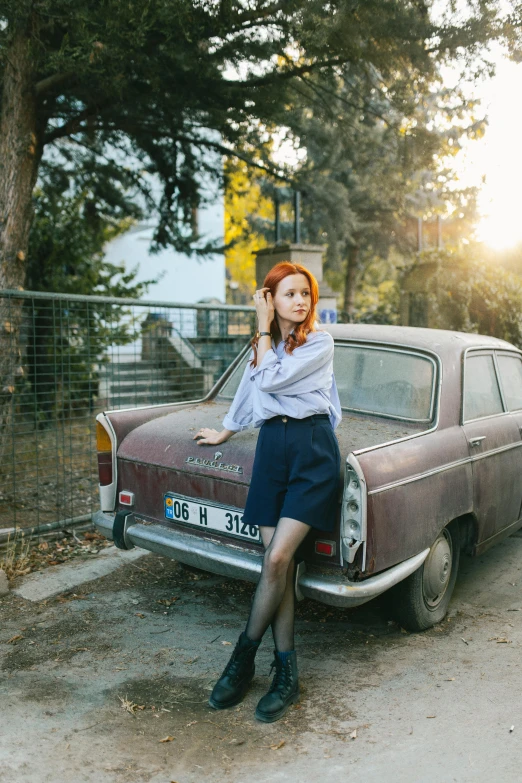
[389,521,460,632]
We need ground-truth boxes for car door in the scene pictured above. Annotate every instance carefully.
[462,350,522,548]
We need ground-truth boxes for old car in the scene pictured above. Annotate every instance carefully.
[93,324,522,630]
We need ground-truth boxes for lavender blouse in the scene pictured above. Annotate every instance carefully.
[222,329,342,432]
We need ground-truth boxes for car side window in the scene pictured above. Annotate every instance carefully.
[464,354,503,420]
[497,354,522,412]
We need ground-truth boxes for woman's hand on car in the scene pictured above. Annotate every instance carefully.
[194,427,233,445]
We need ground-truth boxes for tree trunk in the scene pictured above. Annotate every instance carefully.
[0,23,42,462]
[343,244,359,322]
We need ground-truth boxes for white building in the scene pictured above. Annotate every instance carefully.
[103,194,225,305]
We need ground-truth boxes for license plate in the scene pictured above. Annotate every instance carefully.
[164,493,260,543]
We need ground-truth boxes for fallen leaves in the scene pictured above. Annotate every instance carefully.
[118,696,145,716]
[222,641,232,646]
[270,740,285,750]
[157,597,179,608]
[7,634,23,644]
[350,729,357,740]
[488,637,511,644]
[159,736,175,743]
[1,530,113,580]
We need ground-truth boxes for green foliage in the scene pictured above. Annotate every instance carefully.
[20,167,154,422]
[353,255,401,325]
[423,248,522,348]
[2,0,520,261]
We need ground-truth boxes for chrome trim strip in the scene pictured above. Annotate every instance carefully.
[93,509,115,539]
[299,548,430,608]
[368,439,522,496]
[463,410,513,425]
[104,397,204,416]
[492,351,508,413]
[470,440,522,462]
[368,456,472,496]
[93,512,429,608]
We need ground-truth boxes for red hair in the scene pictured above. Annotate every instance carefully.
[250,262,319,367]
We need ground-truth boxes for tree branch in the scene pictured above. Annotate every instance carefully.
[35,71,75,97]
[229,57,349,88]
[179,136,292,182]
[44,104,109,143]
[53,115,292,183]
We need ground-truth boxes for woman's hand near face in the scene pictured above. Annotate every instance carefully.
[253,287,274,331]
[193,427,234,446]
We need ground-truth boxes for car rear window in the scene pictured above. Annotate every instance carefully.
[334,345,436,422]
[219,343,436,423]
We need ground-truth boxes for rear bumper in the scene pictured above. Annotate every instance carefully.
[94,511,429,608]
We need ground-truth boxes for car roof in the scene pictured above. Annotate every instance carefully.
[323,324,520,355]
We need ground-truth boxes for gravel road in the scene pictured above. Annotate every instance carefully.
[2,533,522,783]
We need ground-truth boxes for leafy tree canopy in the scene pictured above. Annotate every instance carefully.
[1,0,520,265]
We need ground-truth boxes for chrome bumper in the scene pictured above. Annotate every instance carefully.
[94,511,429,609]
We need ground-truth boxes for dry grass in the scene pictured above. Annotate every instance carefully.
[0,414,100,530]
[0,528,111,583]
[0,532,32,580]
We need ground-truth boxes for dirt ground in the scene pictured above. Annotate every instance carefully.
[3,533,522,783]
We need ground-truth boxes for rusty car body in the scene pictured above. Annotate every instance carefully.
[94,325,522,630]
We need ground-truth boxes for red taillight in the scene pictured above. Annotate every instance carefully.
[96,422,113,486]
[119,491,134,506]
[315,540,336,556]
[97,453,113,486]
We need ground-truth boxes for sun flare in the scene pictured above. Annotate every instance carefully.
[461,57,522,253]
[476,206,522,251]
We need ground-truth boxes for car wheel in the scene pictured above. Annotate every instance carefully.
[390,522,460,632]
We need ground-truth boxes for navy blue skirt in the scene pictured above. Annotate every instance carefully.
[242,414,341,532]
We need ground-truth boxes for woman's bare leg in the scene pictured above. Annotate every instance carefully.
[246,517,310,645]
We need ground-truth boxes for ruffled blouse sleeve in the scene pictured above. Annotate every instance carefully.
[250,331,334,395]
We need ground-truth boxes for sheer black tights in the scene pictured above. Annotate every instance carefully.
[245,517,310,652]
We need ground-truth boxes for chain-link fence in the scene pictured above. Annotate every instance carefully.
[0,290,254,538]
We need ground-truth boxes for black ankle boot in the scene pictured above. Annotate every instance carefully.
[255,651,299,723]
[208,632,258,710]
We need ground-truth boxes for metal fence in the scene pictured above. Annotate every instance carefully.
[0,290,254,537]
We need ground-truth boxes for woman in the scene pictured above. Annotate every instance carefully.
[194,261,341,723]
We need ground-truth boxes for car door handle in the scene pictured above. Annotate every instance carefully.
[469,436,486,447]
